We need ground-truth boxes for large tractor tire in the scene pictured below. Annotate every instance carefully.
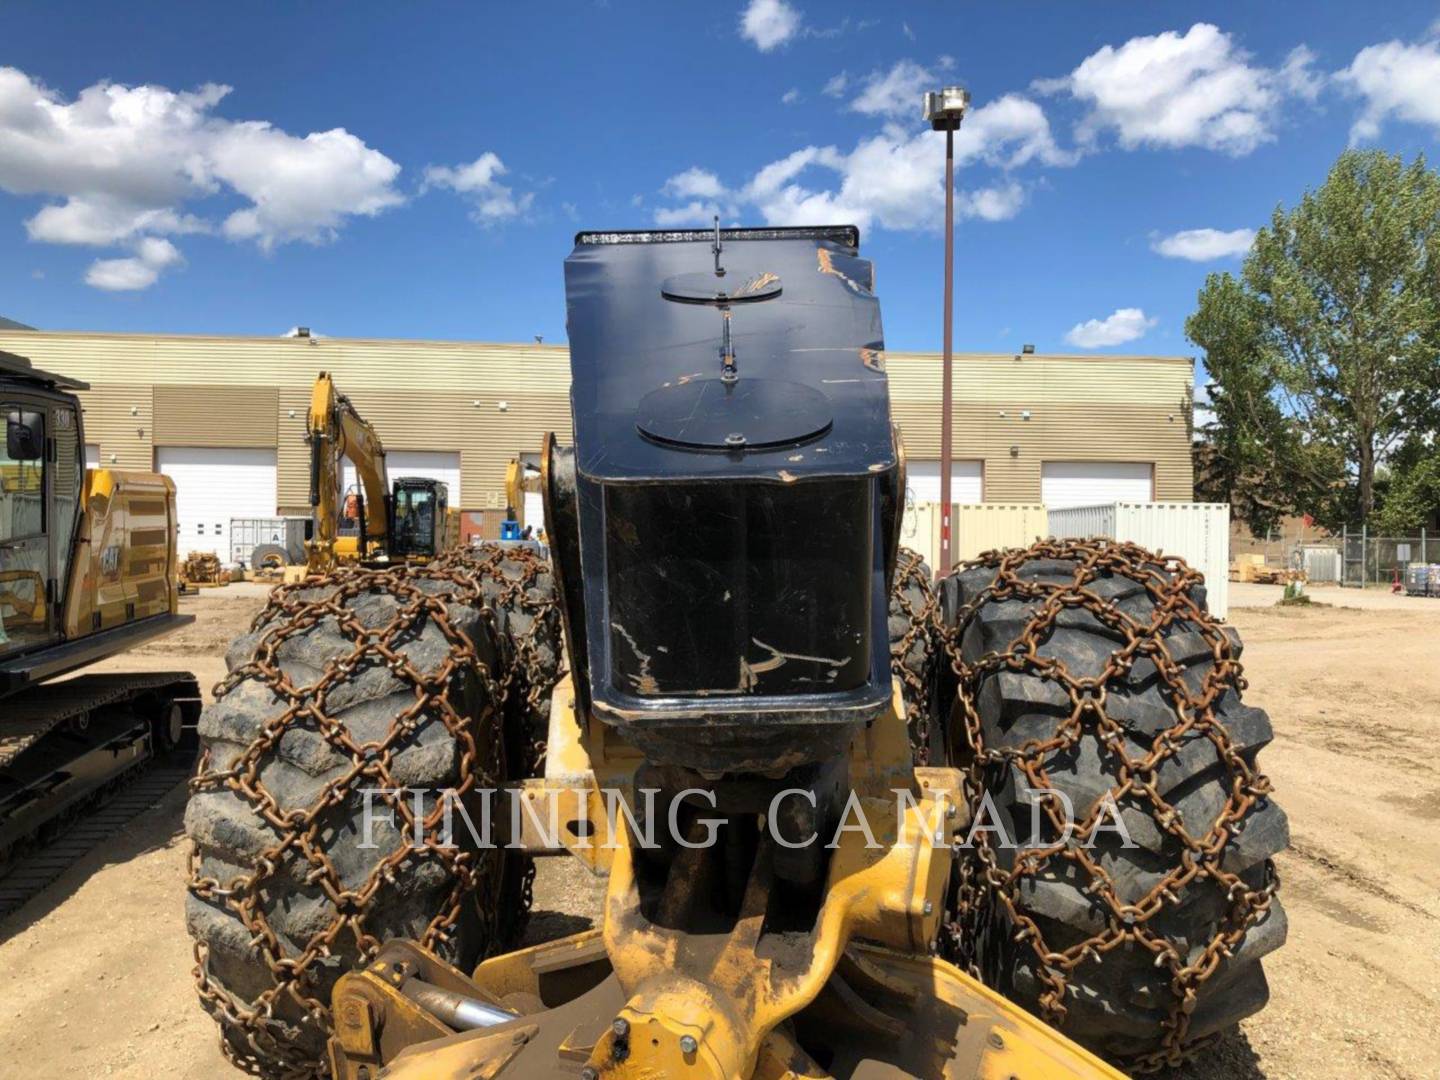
[889,546,938,760]
[185,565,530,1078]
[437,543,563,779]
[936,539,1288,1072]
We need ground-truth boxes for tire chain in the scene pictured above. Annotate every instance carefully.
[187,548,561,1079]
[931,538,1280,1073]
[433,545,566,923]
[890,547,939,764]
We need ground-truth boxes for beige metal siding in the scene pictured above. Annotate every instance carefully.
[277,387,310,513]
[154,384,277,446]
[888,353,1193,502]
[0,332,1190,509]
[72,383,153,472]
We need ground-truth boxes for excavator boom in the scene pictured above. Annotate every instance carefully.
[306,371,390,570]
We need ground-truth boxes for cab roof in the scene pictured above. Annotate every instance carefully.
[0,350,89,391]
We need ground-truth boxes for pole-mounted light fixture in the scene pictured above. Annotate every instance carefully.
[923,85,969,578]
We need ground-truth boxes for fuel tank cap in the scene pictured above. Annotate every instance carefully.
[637,377,831,450]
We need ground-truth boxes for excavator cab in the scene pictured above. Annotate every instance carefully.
[387,476,448,561]
[0,353,84,660]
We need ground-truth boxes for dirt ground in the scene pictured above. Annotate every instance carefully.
[1,582,1437,1079]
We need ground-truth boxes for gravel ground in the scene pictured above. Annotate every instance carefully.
[0,584,1436,1079]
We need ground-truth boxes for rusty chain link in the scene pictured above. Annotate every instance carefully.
[434,544,564,921]
[188,546,562,1079]
[434,544,564,776]
[889,547,938,763]
[933,538,1280,1073]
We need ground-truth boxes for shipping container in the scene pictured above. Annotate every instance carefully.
[954,504,1048,564]
[229,517,307,567]
[1047,502,1231,618]
[900,502,1050,575]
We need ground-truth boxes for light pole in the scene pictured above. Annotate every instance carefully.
[923,85,969,577]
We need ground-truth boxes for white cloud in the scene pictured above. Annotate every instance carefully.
[653,92,1068,235]
[663,167,728,201]
[1064,307,1157,348]
[963,182,1026,221]
[0,65,403,286]
[214,124,402,248]
[849,65,1075,171]
[84,235,183,291]
[1336,35,1440,141]
[423,152,533,225]
[1152,226,1255,261]
[954,93,1077,168]
[1278,45,1325,102]
[851,59,934,119]
[26,195,207,245]
[902,21,916,43]
[653,200,725,227]
[822,72,849,98]
[739,0,800,52]
[1039,24,1319,155]
[781,87,801,106]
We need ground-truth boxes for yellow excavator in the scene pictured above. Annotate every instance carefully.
[304,371,457,571]
[500,456,543,540]
[187,229,1286,1080]
[1,350,198,872]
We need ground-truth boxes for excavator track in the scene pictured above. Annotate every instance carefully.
[0,671,201,908]
[0,761,192,918]
[1,672,194,767]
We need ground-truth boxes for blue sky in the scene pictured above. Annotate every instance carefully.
[3,1,1440,389]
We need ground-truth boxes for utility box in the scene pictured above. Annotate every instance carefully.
[1047,502,1231,618]
[1302,545,1341,584]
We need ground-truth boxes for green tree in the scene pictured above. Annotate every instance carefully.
[1187,149,1440,527]
[1187,272,1344,534]
[1374,445,1440,532]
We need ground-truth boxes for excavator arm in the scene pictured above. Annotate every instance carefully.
[306,371,390,572]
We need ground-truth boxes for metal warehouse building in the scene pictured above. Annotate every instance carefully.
[0,328,1194,558]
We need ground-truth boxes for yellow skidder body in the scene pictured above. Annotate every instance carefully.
[327,677,1124,1080]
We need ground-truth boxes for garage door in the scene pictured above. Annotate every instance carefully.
[1042,461,1153,509]
[905,459,982,504]
[156,447,278,559]
[344,450,461,505]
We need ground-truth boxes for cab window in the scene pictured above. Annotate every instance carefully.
[2,406,45,540]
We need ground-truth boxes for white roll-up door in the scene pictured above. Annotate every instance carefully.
[156,447,278,559]
[905,459,983,505]
[1041,461,1153,509]
[344,450,461,505]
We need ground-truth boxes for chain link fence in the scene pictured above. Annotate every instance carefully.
[1339,526,1438,591]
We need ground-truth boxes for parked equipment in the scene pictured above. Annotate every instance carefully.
[500,456,543,540]
[186,229,1286,1079]
[304,371,456,571]
[1,350,199,869]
